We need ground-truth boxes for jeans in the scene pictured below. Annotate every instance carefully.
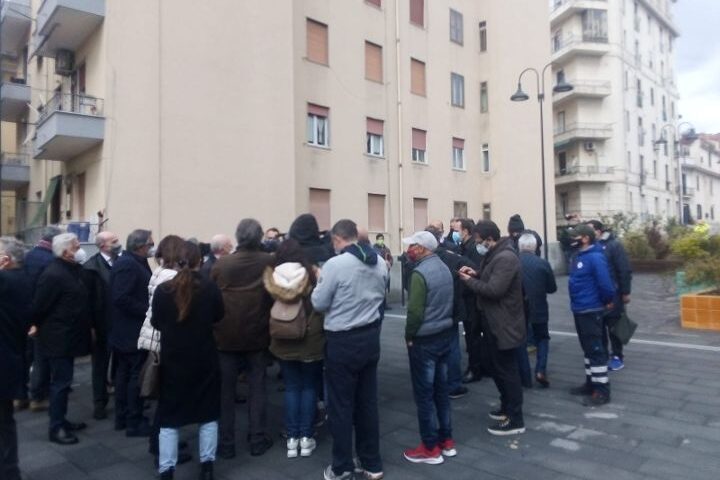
[531,323,550,375]
[280,360,323,439]
[48,357,74,433]
[514,347,532,386]
[407,329,453,449]
[447,325,463,392]
[91,335,110,407]
[159,421,217,473]
[30,340,50,402]
[325,322,382,476]
[218,350,266,449]
[485,332,524,425]
[0,399,21,480]
[114,350,147,429]
[574,311,610,397]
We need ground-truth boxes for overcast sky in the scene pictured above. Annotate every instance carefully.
[675,0,720,133]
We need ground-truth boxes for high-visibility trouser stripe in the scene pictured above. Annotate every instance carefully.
[591,376,609,384]
[590,366,608,373]
[584,358,591,375]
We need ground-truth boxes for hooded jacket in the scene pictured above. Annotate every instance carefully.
[311,242,387,332]
[288,214,334,265]
[568,244,616,314]
[264,263,325,361]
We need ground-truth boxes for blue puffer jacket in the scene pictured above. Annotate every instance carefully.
[568,244,616,313]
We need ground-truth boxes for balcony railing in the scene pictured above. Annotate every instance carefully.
[551,0,607,13]
[38,92,104,125]
[554,122,613,136]
[557,165,614,176]
[0,152,30,166]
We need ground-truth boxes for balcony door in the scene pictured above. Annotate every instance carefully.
[71,63,86,113]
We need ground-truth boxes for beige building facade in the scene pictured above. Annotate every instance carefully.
[550,0,680,226]
[679,134,720,226]
[1,0,556,258]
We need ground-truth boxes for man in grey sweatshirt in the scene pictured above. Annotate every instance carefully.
[311,219,387,480]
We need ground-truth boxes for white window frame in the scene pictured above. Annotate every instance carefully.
[480,81,488,113]
[366,132,384,157]
[482,144,490,172]
[307,113,329,147]
[450,9,464,45]
[451,73,464,108]
[452,146,465,170]
[412,147,427,164]
[479,21,487,52]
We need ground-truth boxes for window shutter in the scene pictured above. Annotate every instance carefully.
[453,137,465,149]
[365,42,383,82]
[307,19,328,64]
[368,194,386,231]
[410,0,424,26]
[411,58,426,95]
[308,103,329,117]
[367,117,384,136]
[412,128,426,150]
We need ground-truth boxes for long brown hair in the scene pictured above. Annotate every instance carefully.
[169,241,202,322]
[155,235,185,268]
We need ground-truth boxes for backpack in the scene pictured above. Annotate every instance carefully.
[269,298,309,340]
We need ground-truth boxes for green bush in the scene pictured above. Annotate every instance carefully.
[623,232,654,260]
[670,233,710,262]
[671,233,720,288]
[598,212,637,237]
[643,219,670,259]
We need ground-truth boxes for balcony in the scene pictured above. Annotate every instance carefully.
[0,152,30,189]
[554,122,613,147]
[551,33,610,65]
[553,79,611,104]
[681,157,720,178]
[34,0,105,57]
[0,79,30,121]
[682,187,696,199]
[550,0,608,27]
[34,92,105,161]
[0,0,31,54]
[637,0,678,36]
[555,165,615,186]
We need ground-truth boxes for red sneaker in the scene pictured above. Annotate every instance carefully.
[403,443,444,465]
[439,438,457,457]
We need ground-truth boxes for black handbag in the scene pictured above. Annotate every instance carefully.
[610,312,638,345]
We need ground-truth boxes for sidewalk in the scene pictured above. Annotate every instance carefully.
[17,274,720,480]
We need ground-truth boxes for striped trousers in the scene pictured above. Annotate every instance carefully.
[573,311,610,397]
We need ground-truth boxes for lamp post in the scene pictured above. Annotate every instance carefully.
[510,63,573,260]
[654,121,696,224]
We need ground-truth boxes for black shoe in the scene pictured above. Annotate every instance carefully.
[93,404,108,420]
[535,373,550,388]
[449,386,469,399]
[64,421,87,432]
[487,409,508,421]
[49,428,79,445]
[200,461,214,480]
[126,422,152,437]
[249,436,273,456]
[487,418,525,436]
[582,392,610,407]
[462,371,481,384]
[217,444,235,460]
[160,468,174,479]
[569,383,593,396]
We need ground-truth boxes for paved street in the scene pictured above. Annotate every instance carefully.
[16,273,720,480]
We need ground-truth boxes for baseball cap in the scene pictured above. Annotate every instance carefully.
[402,231,439,251]
[568,224,596,241]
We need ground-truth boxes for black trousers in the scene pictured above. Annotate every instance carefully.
[485,332,524,425]
[91,335,110,407]
[114,350,147,429]
[0,399,21,480]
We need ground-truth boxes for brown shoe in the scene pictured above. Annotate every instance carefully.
[30,400,50,412]
[13,399,29,412]
[535,373,550,388]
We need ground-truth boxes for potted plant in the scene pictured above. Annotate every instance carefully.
[672,233,720,331]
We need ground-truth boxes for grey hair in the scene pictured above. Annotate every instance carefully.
[235,219,263,250]
[210,234,231,253]
[41,225,63,242]
[126,229,152,252]
[52,233,78,258]
[0,236,26,266]
[331,219,358,241]
[518,233,537,252]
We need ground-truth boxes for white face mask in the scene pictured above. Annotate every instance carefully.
[475,244,489,256]
[147,246,157,258]
[74,248,88,264]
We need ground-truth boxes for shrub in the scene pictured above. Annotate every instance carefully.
[670,232,710,262]
[622,232,653,260]
[598,212,637,238]
[643,219,670,259]
[671,233,720,288]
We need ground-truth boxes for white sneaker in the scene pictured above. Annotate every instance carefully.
[287,437,299,458]
[353,457,384,479]
[300,436,316,457]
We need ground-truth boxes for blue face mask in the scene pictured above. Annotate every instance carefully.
[476,243,489,256]
[452,231,462,244]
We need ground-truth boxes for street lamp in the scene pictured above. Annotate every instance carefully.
[510,63,573,260]
[654,121,696,224]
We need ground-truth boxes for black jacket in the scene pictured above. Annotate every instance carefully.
[519,252,557,324]
[32,259,91,358]
[200,253,217,280]
[83,253,113,338]
[435,246,478,325]
[598,233,632,296]
[109,251,151,352]
[24,244,54,294]
[460,237,484,267]
[0,269,32,399]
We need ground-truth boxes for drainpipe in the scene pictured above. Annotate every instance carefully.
[394,0,404,253]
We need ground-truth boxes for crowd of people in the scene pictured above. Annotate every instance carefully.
[0,211,632,480]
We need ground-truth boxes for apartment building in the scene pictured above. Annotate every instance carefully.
[550,0,680,226]
[678,133,720,225]
[1,0,555,257]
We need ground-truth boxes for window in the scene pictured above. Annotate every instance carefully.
[410,0,424,27]
[560,192,568,216]
[697,204,702,221]
[625,110,630,132]
[368,194,386,231]
[662,96,667,121]
[413,198,428,232]
[307,103,329,147]
[366,0,381,7]
[452,137,465,170]
[479,21,487,51]
[712,206,715,221]
[453,201,467,219]
[640,155,645,184]
[306,19,329,65]
[366,118,384,156]
[482,203,491,221]
[480,81,488,113]
[557,111,566,133]
[696,175,700,191]
[556,70,566,84]
[559,151,567,174]
[654,197,659,215]
[650,88,655,106]
[410,58,426,96]
[450,9,463,45]
[665,165,670,190]
[581,9,608,42]
[482,144,490,172]
[667,199,671,214]
[365,41,383,83]
[653,159,657,178]
[451,73,465,107]
[638,117,644,146]
[412,128,427,163]
[309,188,331,231]
[652,123,656,144]
[636,79,643,107]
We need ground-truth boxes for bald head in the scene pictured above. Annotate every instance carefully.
[95,231,121,258]
[357,227,370,246]
[210,234,234,257]
[430,219,444,232]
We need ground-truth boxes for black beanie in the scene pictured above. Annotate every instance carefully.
[508,214,525,234]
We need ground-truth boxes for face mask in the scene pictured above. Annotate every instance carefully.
[570,239,581,249]
[74,248,88,264]
[406,248,419,262]
[451,231,461,244]
[110,243,122,257]
[475,244,489,256]
[147,246,157,258]
[376,239,384,247]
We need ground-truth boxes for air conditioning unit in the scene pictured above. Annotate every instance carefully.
[583,141,595,152]
[55,49,74,76]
